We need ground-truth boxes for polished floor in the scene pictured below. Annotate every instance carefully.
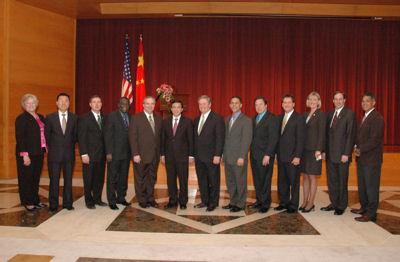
[0,178,399,261]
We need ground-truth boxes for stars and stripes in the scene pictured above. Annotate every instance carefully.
[121,35,133,103]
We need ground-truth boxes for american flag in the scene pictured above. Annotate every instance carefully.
[121,35,133,103]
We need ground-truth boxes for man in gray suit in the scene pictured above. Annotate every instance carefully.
[104,97,131,210]
[322,91,357,215]
[222,96,253,212]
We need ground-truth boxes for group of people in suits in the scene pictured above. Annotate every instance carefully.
[15,91,385,223]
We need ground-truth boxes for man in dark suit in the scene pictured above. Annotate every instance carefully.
[45,93,78,213]
[222,96,252,212]
[104,97,132,210]
[249,96,279,213]
[322,91,357,215]
[78,95,107,209]
[275,94,305,213]
[161,100,193,210]
[193,95,225,212]
[352,92,385,222]
[129,96,162,209]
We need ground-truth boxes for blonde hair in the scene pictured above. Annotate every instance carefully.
[21,94,39,109]
[306,92,321,109]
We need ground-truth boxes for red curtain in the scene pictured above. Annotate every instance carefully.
[76,18,400,146]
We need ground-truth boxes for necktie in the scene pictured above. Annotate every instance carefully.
[97,114,102,129]
[198,115,205,135]
[330,111,338,129]
[361,114,367,125]
[229,116,235,132]
[256,114,261,124]
[148,115,155,134]
[173,118,178,136]
[281,114,288,135]
[124,115,129,130]
[61,113,67,134]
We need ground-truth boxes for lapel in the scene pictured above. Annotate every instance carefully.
[359,109,375,132]
[254,111,267,129]
[306,110,318,126]
[89,112,102,132]
[141,111,155,136]
[229,113,242,133]
[55,113,64,135]
[281,111,295,135]
[116,110,128,131]
[199,111,213,136]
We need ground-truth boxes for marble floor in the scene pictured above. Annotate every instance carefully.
[0,178,399,262]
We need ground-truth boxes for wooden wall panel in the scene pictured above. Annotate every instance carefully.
[0,0,75,178]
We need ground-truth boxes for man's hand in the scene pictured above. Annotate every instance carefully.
[213,156,221,165]
[237,158,244,167]
[23,155,31,166]
[291,157,300,166]
[133,155,141,164]
[81,155,90,164]
[354,148,361,157]
[341,155,349,163]
[262,155,270,166]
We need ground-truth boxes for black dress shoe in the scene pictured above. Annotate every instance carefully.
[320,204,335,211]
[109,204,119,210]
[24,205,38,212]
[230,206,244,213]
[302,205,315,213]
[86,204,96,209]
[95,201,107,207]
[194,203,207,208]
[334,209,344,215]
[286,208,297,214]
[351,208,365,215]
[355,215,376,222]
[222,204,233,210]
[274,205,287,211]
[64,206,75,211]
[117,201,131,206]
[164,203,178,209]
[139,203,149,208]
[248,203,261,209]
[148,201,159,208]
[48,207,57,213]
[35,203,47,209]
[259,207,269,213]
[180,204,187,210]
[206,205,216,212]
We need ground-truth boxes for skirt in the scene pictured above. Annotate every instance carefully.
[301,150,322,175]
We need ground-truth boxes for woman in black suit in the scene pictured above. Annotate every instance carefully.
[15,94,47,211]
[300,92,326,213]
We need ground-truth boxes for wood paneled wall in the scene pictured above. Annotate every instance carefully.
[0,0,75,178]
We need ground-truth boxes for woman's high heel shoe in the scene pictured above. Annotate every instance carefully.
[302,205,315,213]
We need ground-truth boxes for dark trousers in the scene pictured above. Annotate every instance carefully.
[326,160,349,210]
[277,161,300,210]
[16,154,43,206]
[225,161,248,208]
[357,163,381,218]
[48,160,75,209]
[194,159,220,207]
[133,158,159,205]
[106,158,130,205]
[82,160,105,206]
[250,156,274,208]
[165,157,189,205]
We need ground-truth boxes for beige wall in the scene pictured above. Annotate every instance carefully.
[0,0,75,178]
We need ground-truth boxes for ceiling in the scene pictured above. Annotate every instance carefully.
[16,0,400,19]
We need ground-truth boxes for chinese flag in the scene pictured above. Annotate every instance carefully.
[135,35,146,113]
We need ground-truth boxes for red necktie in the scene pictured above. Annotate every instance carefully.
[173,118,178,136]
[330,111,338,129]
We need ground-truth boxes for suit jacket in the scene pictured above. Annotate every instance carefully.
[223,113,253,165]
[15,111,45,157]
[326,107,357,163]
[303,110,326,152]
[193,111,225,163]
[250,111,279,161]
[161,115,193,162]
[45,111,78,162]
[277,111,306,163]
[77,111,105,162]
[104,110,131,161]
[355,109,385,166]
[128,111,162,164]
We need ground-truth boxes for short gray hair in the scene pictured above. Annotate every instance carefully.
[143,96,156,104]
[198,95,211,104]
[21,94,39,109]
